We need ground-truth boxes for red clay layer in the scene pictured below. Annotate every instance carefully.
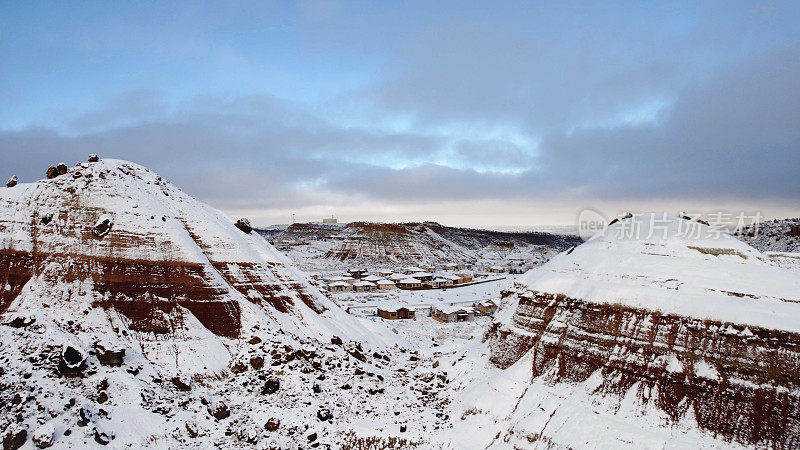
[489,291,800,448]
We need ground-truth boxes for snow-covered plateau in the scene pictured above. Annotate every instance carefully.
[1,159,799,449]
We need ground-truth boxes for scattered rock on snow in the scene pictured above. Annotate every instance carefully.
[56,163,68,175]
[6,316,35,328]
[316,408,333,422]
[207,400,230,420]
[261,378,280,395]
[93,425,113,445]
[330,336,343,345]
[59,345,87,377]
[250,356,264,370]
[31,422,54,448]
[2,425,27,450]
[234,218,252,233]
[93,215,113,238]
[185,421,198,438]
[264,418,280,432]
[230,362,247,374]
[171,376,192,392]
[45,167,59,179]
[88,154,100,162]
[94,341,125,366]
[6,176,17,188]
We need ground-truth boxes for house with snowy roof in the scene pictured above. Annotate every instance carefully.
[377,302,415,320]
[454,273,473,284]
[376,279,396,290]
[327,281,353,292]
[433,305,475,322]
[429,277,453,288]
[398,278,422,289]
[353,280,377,292]
[389,273,409,282]
[410,271,434,282]
[476,300,498,315]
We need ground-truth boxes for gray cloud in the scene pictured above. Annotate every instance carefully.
[1,1,798,225]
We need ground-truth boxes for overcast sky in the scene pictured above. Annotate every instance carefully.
[1,1,798,226]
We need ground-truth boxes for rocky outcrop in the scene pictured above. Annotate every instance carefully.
[490,292,800,449]
[6,176,17,188]
[234,218,252,233]
[735,218,800,253]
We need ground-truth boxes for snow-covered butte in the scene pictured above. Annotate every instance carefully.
[0,159,384,374]
[519,212,800,332]
[471,213,800,448]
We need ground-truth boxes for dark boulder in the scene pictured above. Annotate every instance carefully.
[93,426,112,446]
[230,362,247,374]
[185,421,198,438]
[2,425,27,450]
[94,342,125,366]
[316,408,333,422]
[6,176,17,188]
[234,218,252,233]
[171,376,191,392]
[207,400,230,420]
[6,316,35,328]
[261,378,280,395]
[93,217,113,238]
[59,345,87,377]
[250,356,264,370]
[348,349,366,362]
[31,423,54,448]
[46,167,58,179]
[56,163,68,175]
[264,418,280,432]
[330,336,343,345]
[88,154,100,163]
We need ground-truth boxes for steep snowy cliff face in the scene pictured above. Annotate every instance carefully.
[483,214,800,448]
[0,159,379,373]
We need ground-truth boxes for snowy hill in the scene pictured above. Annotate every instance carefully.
[1,158,451,447]
[259,221,580,273]
[458,213,800,448]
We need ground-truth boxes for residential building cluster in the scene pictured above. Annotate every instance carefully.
[324,263,488,293]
